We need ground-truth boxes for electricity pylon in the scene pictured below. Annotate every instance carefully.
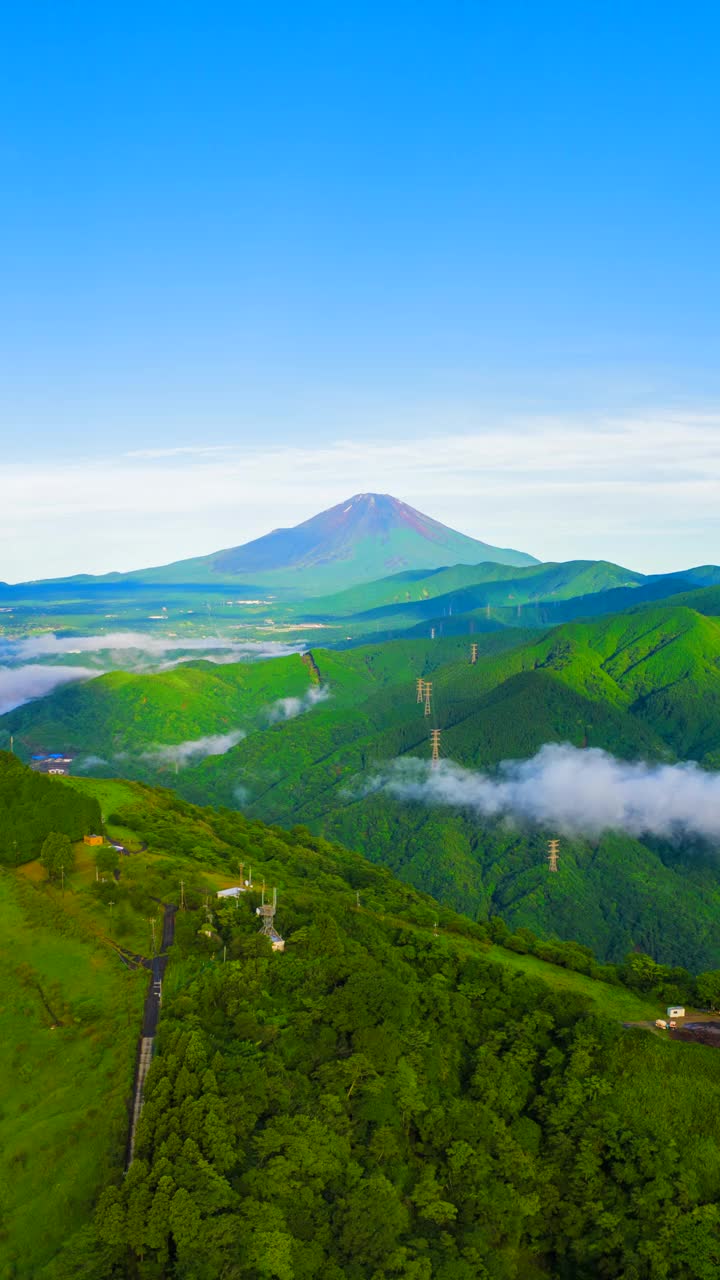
[423,680,433,716]
[416,677,425,703]
[547,839,560,872]
[430,729,441,767]
[470,643,478,664]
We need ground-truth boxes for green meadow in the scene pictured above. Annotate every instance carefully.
[0,871,144,1278]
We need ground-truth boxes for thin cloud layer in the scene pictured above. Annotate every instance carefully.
[0,632,304,661]
[364,744,720,842]
[137,729,247,768]
[0,664,103,715]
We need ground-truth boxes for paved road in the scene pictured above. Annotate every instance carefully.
[126,901,177,1165]
[141,903,176,1036]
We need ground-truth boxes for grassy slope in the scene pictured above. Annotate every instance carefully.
[0,872,143,1278]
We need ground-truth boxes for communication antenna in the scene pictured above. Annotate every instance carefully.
[430,729,441,767]
[416,677,425,704]
[430,627,436,640]
[423,680,433,717]
[547,839,560,873]
[470,643,478,665]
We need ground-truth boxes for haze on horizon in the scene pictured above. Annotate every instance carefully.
[1,3,718,581]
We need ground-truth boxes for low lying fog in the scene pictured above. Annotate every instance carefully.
[364,743,720,842]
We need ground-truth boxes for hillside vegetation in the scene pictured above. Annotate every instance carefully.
[4,602,720,967]
[3,759,720,1278]
[0,750,101,864]
[38,775,720,1280]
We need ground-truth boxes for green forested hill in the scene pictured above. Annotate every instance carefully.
[4,603,720,965]
[176,604,720,965]
[1,653,315,766]
[4,757,720,1279]
[32,773,720,1280]
[316,563,720,641]
[304,558,646,616]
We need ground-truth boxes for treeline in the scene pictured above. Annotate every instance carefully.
[0,751,100,865]
[493,919,720,1012]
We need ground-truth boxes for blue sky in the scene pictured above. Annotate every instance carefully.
[1,2,719,578]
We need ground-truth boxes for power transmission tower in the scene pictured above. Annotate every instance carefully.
[547,839,560,872]
[416,677,425,704]
[180,880,186,910]
[423,680,433,717]
[430,729,441,767]
[470,643,478,664]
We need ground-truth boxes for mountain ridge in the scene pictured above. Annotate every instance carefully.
[18,493,537,594]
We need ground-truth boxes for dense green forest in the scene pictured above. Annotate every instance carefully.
[0,751,100,864]
[3,760,720,1278]
[39,779,720,1280]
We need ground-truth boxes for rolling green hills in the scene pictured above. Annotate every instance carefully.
[301,560,720,641]
[5,601,720,969]
[309,558,647,618]
[1,652,316,772]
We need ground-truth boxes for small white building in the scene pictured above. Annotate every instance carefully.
[217,886,245,899]
[667,1006,685,1019]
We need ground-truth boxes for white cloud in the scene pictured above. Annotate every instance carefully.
[364,744,720,842]
[2,410,720,579]
[137,729,246,768]
[0,664,103,714]
[265,685,330,723]
[0,633,304,662]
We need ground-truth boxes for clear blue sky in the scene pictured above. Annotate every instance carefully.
[1,2,719,577]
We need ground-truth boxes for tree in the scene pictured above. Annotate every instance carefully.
[696,970,720,1011]
[96,845,120,876]
[40,831,74,882]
